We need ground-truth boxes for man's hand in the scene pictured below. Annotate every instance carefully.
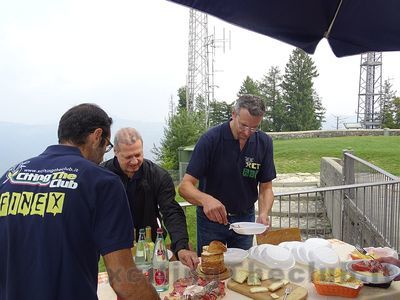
[256,213,270,228]
[177,249,200,269]
[202,196,228,224]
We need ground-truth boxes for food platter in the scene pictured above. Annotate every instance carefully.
[229,222,267,235]
[345,259,400,284]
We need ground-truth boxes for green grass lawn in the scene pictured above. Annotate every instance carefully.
[273,136,400,175]
[98,135,400,272]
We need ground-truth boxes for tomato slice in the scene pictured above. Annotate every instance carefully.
[352,261,371,272]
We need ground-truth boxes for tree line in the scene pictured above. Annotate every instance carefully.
[153,48,399,170]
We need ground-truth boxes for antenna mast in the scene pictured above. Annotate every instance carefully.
[186,9,209,118]
[186,10,230,128]
[356,52,383,129]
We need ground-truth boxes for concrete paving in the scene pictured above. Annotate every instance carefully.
[273,172,320,187]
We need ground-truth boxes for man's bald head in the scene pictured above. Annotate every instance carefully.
[114,127,143,152]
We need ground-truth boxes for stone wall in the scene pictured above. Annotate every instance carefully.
[320,157,344,239]
[267,129,400,140]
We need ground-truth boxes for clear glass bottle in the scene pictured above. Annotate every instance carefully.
[151,227,169,292]
[135,228,152,280]
[131,227,137,256]
[145,226,155,263]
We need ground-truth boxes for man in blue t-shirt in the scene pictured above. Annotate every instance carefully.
[0,104,158,299]
[179,94,276,254]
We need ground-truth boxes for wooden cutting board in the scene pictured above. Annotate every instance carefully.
[227,279,307,300]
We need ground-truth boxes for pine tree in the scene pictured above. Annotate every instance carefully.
[237,76,260,96]
[152,109,205,169]
[177,86,187,112]
[208,100,233,127]
[259,66,285,131]
[381,80,397,128]
[281,48,325,131]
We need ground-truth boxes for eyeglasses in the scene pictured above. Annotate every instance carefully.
[103,136,114,153]
[237,116,259,133]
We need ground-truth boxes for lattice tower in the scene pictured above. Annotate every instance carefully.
[186,9,210,123]
[357,52,383,129]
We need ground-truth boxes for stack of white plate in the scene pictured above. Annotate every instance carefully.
[278,238,340,269]
[248,244,295,270]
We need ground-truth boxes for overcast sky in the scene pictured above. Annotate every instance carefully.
[1,0,399,127]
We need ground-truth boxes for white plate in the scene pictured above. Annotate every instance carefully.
[248,245,258,258]
[278,241,303,251]
[297,244,310,264]
[304,238,332,248]
[278,241,308,265]
[229,222,267,235]
[258,245,295,270]
[345,260,400,284]
[308,246,340,269]
[224,248,249,265]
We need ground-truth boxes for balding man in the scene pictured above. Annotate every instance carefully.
[102,128,199,269]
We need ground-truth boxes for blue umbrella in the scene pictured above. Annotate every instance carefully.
[167,0,400,57]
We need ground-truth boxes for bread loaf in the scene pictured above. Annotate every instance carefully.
[201,241,227,275]
[207,241,227,254]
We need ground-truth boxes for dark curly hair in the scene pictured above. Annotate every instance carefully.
[58,103,113,146]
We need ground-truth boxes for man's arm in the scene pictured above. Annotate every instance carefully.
[103,249,159,299]
[156,171,199,269]
[256,181,274,227]
[178,173,228,224]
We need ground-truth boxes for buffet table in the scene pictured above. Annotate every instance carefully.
[98,240,400,299]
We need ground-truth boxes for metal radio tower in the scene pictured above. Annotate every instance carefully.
[356,52,383,129]
[186,9,231,127]
[186,9,210,117]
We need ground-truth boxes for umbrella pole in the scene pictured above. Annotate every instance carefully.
[324,0,344,38]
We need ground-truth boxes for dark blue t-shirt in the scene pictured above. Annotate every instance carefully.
[0,145,134,300]
[186,121,276,214]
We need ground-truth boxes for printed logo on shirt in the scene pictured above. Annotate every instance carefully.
[242,156,260,179]
[0,191,65,217]
[4,162,79,190]
[0,161,79,218]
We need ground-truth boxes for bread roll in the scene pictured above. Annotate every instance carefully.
[207,241,227,254]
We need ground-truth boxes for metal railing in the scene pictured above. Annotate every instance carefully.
[271,181,400,253]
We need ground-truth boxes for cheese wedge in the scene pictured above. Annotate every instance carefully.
[249,287,269,293]
[247,273,261,286]
[257,270,271,281]
[270,293,279,299]
[232,270,249,284]
[268,281,284,292]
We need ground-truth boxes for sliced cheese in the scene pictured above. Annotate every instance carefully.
[268,281,284,292]
[270,293,280,299]
[247,273,261,286]
[282,279,289,285]
[257,270,272,281]
[232,270,249,284]
[249,287,269,293]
